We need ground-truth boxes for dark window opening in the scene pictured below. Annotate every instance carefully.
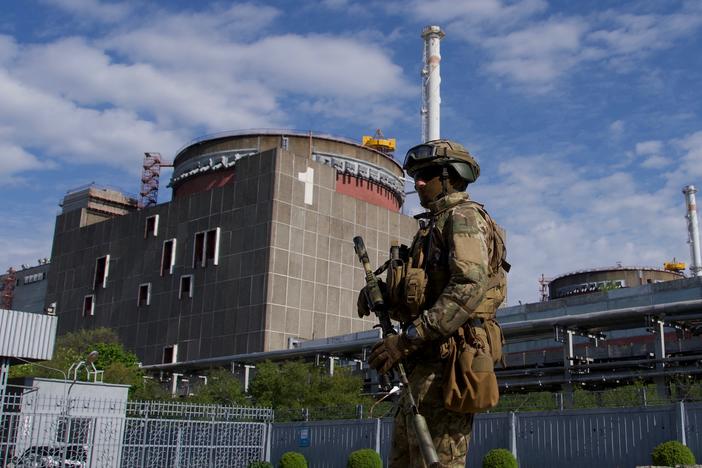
[138,283,151,306]
[163,345,177,363]
[93,255,109,289]
[83,295,95,316]
[193,232,205,267]
[145,215,159,238]
[194,228,220,268]
[179,275,192,299]
[161,239,176,276]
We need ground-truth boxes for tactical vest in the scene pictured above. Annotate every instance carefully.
[386,200,509,365]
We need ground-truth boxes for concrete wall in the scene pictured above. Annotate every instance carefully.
[265,148,416,350]
[0,264,50,314]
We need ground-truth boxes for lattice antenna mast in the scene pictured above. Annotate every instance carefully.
[139,152,173,209]
[2,268,16,310]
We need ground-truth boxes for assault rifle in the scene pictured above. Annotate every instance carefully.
[353,236,440,468]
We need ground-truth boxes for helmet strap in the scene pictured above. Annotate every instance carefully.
[440,166,450,197]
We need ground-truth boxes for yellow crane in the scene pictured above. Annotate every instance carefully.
[362,129,396,155]
[664,259,686,273]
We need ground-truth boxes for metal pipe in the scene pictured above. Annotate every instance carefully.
[500,365,702,389]
[141,299,702,372]
[498,353,702,378]
[502,298,702,342]
[683,185,702,276]
[421,26,444,143]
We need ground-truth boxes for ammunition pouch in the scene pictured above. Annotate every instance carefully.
[386,256,406,307]
[387,266,427,323]
[441,323,499,413]
[403,267,427,318]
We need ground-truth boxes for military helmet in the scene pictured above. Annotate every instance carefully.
[403,139,480,184]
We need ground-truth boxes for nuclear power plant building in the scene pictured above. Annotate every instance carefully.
[46,130,417,366]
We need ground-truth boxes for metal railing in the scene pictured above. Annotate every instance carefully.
[0,393,271,467]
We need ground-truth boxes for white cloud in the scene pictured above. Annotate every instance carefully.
[13,37,281,131]
[406,0,547,30]
[635,140,662,155]
[671,131,702,181]
[481,18,589,88]
[589,9,702,57]
[609,120,624,138]
[0,144,45,184]
[472,150,688,304]
[318,0,368,15]
[42,0,132,23]
[402,1,702,90]
[0,35,17,65]
[640,155,670,169]
[0,2,413,183]
[0,69,184,172]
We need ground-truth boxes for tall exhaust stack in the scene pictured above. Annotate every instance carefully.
[421,25,445,143]
[683,184,702,277]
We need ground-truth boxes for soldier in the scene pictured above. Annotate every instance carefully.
[358,140,508,467]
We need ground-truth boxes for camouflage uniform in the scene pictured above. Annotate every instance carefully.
[389,191,501,468]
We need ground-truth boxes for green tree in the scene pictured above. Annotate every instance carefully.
[188,368,247,405]
[10,327,154,398]
[132,378,172,401]
[248,360,372,420]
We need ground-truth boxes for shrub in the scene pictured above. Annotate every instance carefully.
[347,448,382,468]
[278,451,307,468]
[482,448,517,468]
[651,440,695,466]
[248,462,274,468]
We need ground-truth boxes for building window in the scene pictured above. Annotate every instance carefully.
[179,275,193,299]
[145,215,159,238]
[193,228,220,268]
[161,239,176,276]
[163,344,178,363]
[193,232,204,267]
[83,295,95,316]
[93,255,109,289]
[138,283,151,306]
[23,272,46,284]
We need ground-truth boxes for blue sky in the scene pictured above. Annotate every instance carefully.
[2,0,702,305]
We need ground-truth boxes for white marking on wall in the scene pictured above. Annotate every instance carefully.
[298,167,314,205]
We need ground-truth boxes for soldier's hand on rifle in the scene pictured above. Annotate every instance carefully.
[356,287,371,318]
[356,280,388,318]
[368,334,421,375]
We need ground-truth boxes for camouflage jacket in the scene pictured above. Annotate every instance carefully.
[406,192,507,342]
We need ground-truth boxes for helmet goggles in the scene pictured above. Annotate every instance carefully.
[403,144,446,177]
[403,140,480,184]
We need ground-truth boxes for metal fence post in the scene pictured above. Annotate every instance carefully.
[265,423,273,462]
[677,400,687,446]
[140,403,150,468]
[509,412,518,461]
[374,418,382,454]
